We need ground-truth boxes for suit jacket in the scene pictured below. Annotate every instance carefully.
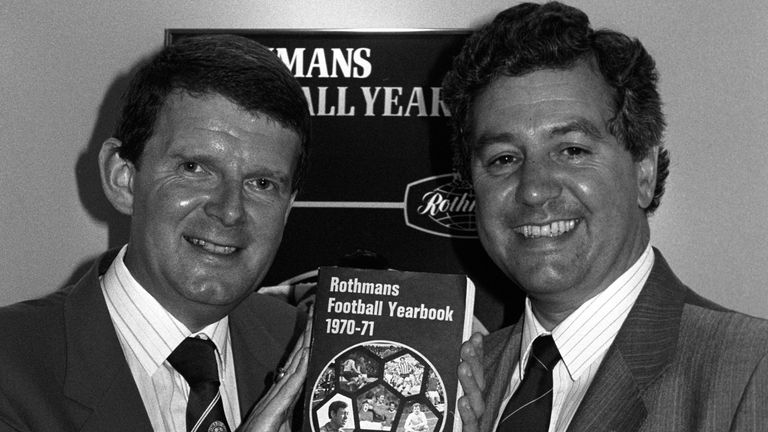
[480,249,768,432]
[0,249,305,432]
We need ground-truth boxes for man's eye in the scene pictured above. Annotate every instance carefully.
[490,154,519,166]
[562,146,588,157]
[181,162,203,173]
[249,178,275,191]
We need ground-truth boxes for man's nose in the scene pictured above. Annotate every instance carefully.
[515,158,562,206]
[204,180,245,226]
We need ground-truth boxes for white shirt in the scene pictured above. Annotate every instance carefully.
[494,244,654,432]
[100,246,242,432]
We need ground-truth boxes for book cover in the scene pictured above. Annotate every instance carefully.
[303,266,475,432]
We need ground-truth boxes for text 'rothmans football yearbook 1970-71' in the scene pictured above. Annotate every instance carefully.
[303,266,475,432]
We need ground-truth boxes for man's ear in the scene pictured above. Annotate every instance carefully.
[636,146,659,210]
[99,138,136,216]
[283,191,297,225]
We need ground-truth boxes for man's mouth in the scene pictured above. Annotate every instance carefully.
[513,219,579,239]
[184,236,239,255]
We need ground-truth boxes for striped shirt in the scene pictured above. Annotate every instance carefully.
[100,245,241,432]
[494,244,654,432]
[395,357,415,375]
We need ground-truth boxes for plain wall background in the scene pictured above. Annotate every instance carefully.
[2,0,766,318]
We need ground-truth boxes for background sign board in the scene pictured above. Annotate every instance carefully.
[167,30,523,331]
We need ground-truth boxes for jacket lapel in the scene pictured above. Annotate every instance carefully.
[566,248,686,432]
[230,313,266,416]
[62,251,153,432]
[229,297,291,417]
[564,349,646,432]
[480,323,523,432]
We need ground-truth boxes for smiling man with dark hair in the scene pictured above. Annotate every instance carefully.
[443,2,768,431]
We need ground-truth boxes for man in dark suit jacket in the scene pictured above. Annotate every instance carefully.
[441,2,768,431]
[0,250,304,431]
[0,35,312,432]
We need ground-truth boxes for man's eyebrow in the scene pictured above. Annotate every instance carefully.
[251,168,292,185]
[168,149,216,163]
[549,118,605,139]
[473,132,517,149]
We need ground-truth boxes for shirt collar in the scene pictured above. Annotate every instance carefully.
[101,245,230,375]
[519,244,654,380]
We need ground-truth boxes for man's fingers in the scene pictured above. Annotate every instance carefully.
[274,307,313,386]
[267,340,310,399]
[457,395,480,432]
[304,306,314,341]
[282,343,309,392]
[285,343,309,403]
[458,361,485,416]
[458,332,486,420]
[283,334,305,374]
[460,332,484,389]
[282,315,311,374]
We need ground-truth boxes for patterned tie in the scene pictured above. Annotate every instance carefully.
[168,337,231,432]
[497,334,561,432]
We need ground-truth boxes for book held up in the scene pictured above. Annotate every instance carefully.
[303,266,475,432]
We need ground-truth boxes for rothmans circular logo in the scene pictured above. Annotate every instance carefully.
[404,174,477,238]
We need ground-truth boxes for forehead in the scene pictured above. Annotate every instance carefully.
[471,63,615,139]
[145,92,301,163]
[160,92,297,140]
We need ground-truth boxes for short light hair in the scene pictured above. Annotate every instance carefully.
[114,34,311,191]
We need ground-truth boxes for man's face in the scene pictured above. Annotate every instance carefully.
[331,407,349,427]
[469,62,655,310]
[123,92,299,327]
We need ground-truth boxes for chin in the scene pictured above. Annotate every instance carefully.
[521,281,572,298]
[180,282,249,306]
[510,265,575,295]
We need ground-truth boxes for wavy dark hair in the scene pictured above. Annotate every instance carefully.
[442,1,669,213]
[328,400,347,417]
[114,34,311,191]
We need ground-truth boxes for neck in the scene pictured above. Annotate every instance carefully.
[529,300,577,331]
[168,303,229,333]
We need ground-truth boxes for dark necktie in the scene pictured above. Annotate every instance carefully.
[167,337,231,432]
[497,334,561,432]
